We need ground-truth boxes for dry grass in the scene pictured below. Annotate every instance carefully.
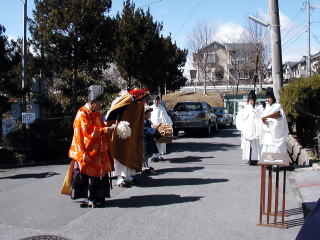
[162,91,225,110]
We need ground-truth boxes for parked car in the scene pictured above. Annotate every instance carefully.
[211,106,233,128]
[171,101,217,136]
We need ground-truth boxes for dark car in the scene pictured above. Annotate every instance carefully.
[171,101,217,136]
[211,106,233,128]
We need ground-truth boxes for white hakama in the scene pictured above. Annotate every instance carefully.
[236,104,262,161]
[151,103,173,155]
[260,103,289,155]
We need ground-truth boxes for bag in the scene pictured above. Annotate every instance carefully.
[60,159,75,195]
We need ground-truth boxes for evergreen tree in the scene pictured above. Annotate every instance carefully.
[0,25,21,96]
[30,0,116,114]
[114,0,187,92]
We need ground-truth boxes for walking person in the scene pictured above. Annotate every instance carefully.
[150,95,173,161]
[236,90,262,165]
[67,85,114,208]
[260,88,289,154]
[143,105,161,173]
[105,88,150,187]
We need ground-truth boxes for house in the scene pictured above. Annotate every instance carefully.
[190,41,262,87]
[282,58,308,81]
[282,52,320,81]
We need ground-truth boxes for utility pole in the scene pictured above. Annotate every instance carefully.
[22,0,28,113]
[269,0,283,102]
[306,0,312,76]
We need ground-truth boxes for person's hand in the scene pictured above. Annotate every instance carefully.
[155,123,162,129]
[104,124,116,134]
[261,117,268,124]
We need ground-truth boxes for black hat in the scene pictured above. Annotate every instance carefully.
[88,85,104,102]
[155,95,161,101]
[247,90,256,100]
[266,88,276,102]
[144,105,153,113]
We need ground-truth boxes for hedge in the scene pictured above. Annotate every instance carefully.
[3,117,73,163]
[280,76,320,148]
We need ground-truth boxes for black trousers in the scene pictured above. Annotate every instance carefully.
[71,168,110,202]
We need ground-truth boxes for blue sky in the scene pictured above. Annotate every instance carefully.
[1,0,319,63]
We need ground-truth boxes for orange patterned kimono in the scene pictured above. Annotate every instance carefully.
[69,103,112,177]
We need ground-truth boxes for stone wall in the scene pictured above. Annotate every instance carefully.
[287,134,314,166]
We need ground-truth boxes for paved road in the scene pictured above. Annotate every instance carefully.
[0,128,303,240]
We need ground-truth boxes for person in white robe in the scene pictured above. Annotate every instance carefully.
[236,90,262,164]
[150,96,173,160]
[260,88,289,154]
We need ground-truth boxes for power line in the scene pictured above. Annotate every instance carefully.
[282,26,306,48]
[282,22,307,43]
[174,0,202,37]
[281,20,307,42]
[282,28,306,50]
[139,0,163,8]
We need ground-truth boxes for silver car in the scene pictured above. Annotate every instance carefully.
[212,106,233,128]
[171,101,217,136]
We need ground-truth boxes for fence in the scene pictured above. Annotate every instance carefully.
[179,84,273,93]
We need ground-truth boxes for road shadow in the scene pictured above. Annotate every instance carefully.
[167,142,237,153]
[166,156,212,163]
[284,207,304,217]
[156,166,205,174]
[176,127,241,139]
[106,194,203,208]
[261,207,304,228]
[216,127,241,138]
[0,172,60,179]
[135,175,229,187]
[279,217,305,228]
[20,235,70,240]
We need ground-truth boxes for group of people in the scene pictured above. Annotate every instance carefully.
[61,85,173,208]
[236,88,289,165]
[61,84,289,207]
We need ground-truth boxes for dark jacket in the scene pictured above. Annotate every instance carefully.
[143,119,159,158]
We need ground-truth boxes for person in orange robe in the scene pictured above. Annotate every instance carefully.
[68,85,114,208]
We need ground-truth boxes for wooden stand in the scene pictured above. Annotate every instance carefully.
[257,152,291,229]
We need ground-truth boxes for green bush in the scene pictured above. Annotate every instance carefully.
[281,75,320,120]
[281,76,320,147]
[5,117,73,162]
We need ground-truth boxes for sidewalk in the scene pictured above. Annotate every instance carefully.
[291,162,320,217]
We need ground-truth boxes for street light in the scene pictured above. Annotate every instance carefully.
[248,0,284,102]
[248,15,269,27]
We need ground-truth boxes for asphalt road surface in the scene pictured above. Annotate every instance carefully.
[0,127,303,240]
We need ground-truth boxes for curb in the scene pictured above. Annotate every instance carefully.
[293,162,320,172]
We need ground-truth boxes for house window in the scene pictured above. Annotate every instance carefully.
[239,68,249,79]
[204,53,215,63]
[210,68,217,81]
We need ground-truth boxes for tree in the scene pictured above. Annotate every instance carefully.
[187,20,215,95]
[243,11,271,91]
[30,0,116,114]
[223,41,258,92]
[114,0,187,93]
[114,0,162,89]
[0,25,21,97]
[156,36,188,93]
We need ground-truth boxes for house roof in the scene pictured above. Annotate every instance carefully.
[223,43,260,52]
[283,61,298,68]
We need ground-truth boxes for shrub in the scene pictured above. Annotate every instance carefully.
[4,117,73,162]
[281,76,320,147]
